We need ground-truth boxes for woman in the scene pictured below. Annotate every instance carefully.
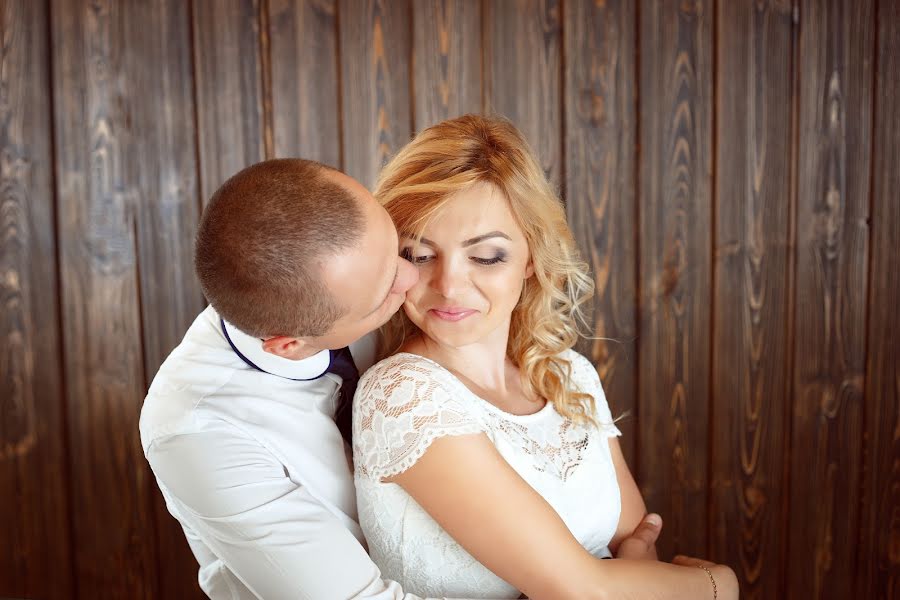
[352,115,737,599]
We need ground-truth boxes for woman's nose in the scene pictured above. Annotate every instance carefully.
[430,258,465,297]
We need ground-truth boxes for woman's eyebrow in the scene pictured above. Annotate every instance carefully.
[417,231,512,248]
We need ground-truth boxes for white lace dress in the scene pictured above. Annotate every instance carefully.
[352,349,622,599]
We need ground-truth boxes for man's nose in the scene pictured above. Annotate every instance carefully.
[396,257,419,292]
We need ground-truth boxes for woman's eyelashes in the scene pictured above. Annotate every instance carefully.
[400,247,432,264]
[471,252,507,265]
[400,247,508,266]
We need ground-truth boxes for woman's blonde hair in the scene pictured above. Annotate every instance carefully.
[375,114,600,424]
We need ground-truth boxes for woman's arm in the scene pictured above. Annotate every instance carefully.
[606,437,656,559]
[389,433,735,600]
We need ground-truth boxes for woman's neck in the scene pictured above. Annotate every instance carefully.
[403,331,512,394]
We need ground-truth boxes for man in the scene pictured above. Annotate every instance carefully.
[141,159,662,599]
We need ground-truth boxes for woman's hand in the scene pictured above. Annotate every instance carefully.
[614,513,662,560]
[672,555,740,600]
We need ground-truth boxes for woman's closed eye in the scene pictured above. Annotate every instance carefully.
[471,252,507,265]
[401,247,433,264]
[401,247,508,266]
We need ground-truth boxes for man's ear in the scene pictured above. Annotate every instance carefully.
[262,335,310,359]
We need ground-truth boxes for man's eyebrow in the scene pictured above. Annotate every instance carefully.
[365,263,398,317]
[417,231,512,248]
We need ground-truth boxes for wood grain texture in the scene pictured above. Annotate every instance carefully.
[484,0,561,190]
[562,0,638,466]
[788,1,875,598]
[269,0,341,166]
[637,0,714,560]
[124,1,207,597]
[412,0,482,132]
[192,0,266,202]
[51,0,160,596]
[710,1,794,597]
[0,1,73,597]
[857,0,900,596]
[339,0,412,189]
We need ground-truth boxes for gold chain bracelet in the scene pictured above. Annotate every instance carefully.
[698,565,717,599]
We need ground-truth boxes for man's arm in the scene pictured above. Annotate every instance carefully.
[147,419,443,600]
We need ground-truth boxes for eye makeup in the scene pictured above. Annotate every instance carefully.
[471,250,507,265]
[400,244,509,266]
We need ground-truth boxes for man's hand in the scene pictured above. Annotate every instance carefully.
[614,513,661,560]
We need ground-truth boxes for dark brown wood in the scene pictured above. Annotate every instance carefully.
[562,0,638,466]
[4,3,899,597]
[0,1,73,598]
[51,0,159,596]
[412,0,482,131]
[857,0,900,596]
[192,0,266,203]
[124,1,208,597]
[339,0,412,189]
[787,1,875,598]
[483,0,561,190]
[710,1,794,597]
[637,0,714,561]
[269,0,341,166]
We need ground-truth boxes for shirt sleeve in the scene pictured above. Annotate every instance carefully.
[353,356,485,481]
[563,350,623,438]
[147,419,455,600]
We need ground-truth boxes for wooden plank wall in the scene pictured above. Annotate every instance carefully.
[2,1,897,598]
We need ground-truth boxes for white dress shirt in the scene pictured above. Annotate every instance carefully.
[140,306,453,600]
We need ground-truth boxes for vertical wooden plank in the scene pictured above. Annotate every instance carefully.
[51,0,159,596]
[192,0,266,202]
[484,0,561,190]
[563,0,638,466]
[269,0,341,166]
[788,1,874,598]
[637,0,714,560]
[0,1,73,597]
[711,1,794,597]
[857,0,900,596]
[339,0,412,189]
[412,0,482,132]
[127,2,208,598]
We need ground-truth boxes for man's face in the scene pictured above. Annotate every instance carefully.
[306,172,418,350]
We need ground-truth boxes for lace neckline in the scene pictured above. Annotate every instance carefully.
[391,352,553,421]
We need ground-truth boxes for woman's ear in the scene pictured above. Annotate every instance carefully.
[525,260,535,279]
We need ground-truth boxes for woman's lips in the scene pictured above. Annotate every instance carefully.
[428,308,477,322]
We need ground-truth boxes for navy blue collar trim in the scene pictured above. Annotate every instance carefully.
[220,319,334,382]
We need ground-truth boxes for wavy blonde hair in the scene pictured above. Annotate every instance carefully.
[375,114,599,424]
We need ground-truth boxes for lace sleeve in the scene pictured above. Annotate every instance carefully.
[352,355,485,481]
[563,349,623,438]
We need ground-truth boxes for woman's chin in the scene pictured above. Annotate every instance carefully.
[420,326,484,350]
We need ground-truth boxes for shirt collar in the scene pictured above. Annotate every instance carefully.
[220,318,332,381]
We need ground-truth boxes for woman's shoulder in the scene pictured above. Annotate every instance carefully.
[360,351,449,383]
[555,348,621,433]
[357,352,460,404]
[555,348,601,387]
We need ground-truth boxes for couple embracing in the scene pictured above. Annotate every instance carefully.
[141,115,737,599]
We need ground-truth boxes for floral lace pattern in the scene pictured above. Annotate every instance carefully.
[352,349,623,598]
[353,358,485,480]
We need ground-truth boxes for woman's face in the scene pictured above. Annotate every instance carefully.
[401,181,533,349]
